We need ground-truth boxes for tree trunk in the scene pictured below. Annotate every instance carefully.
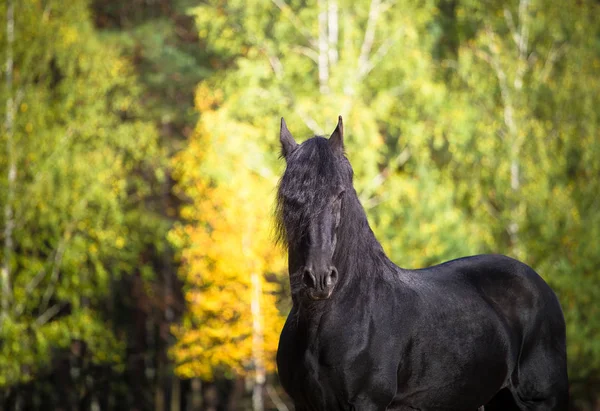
[155,353,165,411]
[161,159,176,411]
[317,0,329,94]
[130,274,148,411]
[203,382,218,411]
[170,376,181,411]
[2,0,15,319]
[480,0,531,259]
[327,0,338,67]
[226,377,245,411]
[189,378,202,410]
[251,272,265,411]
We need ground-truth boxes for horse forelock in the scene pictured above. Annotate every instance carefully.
[275,137,349,247]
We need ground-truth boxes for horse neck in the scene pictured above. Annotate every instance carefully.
[333,190,393,284]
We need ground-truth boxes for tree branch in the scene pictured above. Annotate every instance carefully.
[266,384,290,411]
[539,43,566,83]
[291,46,319,64]
[270,0,317,49]
[503,8,520,51]
[359,146,411,208]
[357,0,383,79]
[36,303,63,326]
[358,32,399,79]
[14,219,78,316]
[294,107,322,135]
[38,201,86,315]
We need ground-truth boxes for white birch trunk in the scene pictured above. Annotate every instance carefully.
[327,0,338,67]
[2,0,15,318]
[251,271,265,411]
[318,0,329,94]
[506,0,529,257]
[480,0,530,257]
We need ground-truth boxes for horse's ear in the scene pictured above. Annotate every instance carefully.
[280,117,298,159]
[329,115,344,154]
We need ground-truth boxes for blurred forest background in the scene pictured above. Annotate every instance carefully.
[0,0,599,409]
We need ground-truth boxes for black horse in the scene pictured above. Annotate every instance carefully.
[275,117,568,411]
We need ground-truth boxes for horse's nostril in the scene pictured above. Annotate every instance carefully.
[326,267,338,287]
[303,268,316,288]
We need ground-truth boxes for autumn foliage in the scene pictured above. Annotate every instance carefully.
[169,87,286,380]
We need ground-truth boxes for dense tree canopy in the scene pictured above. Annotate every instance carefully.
[0,0,168,400]
[169,93,286,380]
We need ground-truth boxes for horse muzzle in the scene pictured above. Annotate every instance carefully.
[303,266,338,300]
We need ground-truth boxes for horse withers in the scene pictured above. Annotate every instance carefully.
[275,117,568,410]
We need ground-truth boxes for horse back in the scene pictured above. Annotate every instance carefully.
[424,254,564,328]
[414,254,566,351]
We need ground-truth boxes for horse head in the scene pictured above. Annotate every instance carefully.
[277,116,353,301]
